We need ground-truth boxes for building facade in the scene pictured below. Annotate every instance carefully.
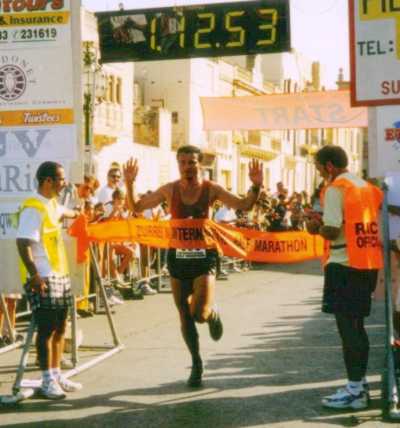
[82,8,364,197]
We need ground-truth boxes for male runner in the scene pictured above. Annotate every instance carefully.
[123,145,263,387]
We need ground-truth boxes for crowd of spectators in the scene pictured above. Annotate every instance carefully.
[10,164,319,321]
[213,181,322,233]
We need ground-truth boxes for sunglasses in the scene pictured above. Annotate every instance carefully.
[110,174,121,179]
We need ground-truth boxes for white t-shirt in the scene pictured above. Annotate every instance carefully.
[97,184,125,205]
[16,194,67,277]
[97,185,115,204]
[214,206,237,223]
[323,172,367,266]
[143,208,155,219]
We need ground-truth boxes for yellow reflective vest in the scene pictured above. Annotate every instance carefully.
[18,197,69,282]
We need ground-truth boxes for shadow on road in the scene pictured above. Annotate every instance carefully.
[2,261,387,427]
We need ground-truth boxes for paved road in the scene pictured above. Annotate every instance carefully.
[0,261,390,427]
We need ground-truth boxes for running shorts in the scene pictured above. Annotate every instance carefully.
[167,248,217,280]
[322,262,378,317]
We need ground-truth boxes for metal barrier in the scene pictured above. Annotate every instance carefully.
[0,294,24,355]
[99,242,169,295]
[382,185,400,419]
[0,243,124,405]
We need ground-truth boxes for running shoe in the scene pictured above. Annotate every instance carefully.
[58,376,83,393]
[208,310,223,341]
[139,282,157,295]
[322,387,368,410]
[187,361,203,387]
[40,380,66,400]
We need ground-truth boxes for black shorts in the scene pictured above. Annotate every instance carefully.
[35,307,69,335]
[167,249,217,281]
[322,263,378,317]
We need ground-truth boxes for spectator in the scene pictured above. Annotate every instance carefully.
[16,161,82,399]
[97,167,123,204]
[268,195,287,231]
[93,202,106,222]
[103,189,134,286]
[0,294,23,346]
[273,181,287,198]
[289,192,304,231]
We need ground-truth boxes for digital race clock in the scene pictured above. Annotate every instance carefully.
[96,0,290,63]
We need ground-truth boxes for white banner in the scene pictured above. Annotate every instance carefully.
[0,0,83,293]
[0,202,19,239]
[0,0,71,49]
[0,125,77,160]
[0,125,77,196]
[0,50,74,109]
[349,0,400,106]
[368,105,400,177]
[201,90,367,131]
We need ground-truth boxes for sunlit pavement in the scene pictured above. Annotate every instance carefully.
[0,261,388,427]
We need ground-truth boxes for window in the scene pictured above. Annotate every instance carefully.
[116,78,122,104]
[109,76,115,103]
[172,111,179,124]
[221,170,232,189]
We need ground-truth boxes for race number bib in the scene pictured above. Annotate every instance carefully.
[176,249,206,259]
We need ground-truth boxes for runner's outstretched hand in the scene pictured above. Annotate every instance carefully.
[123,158,138,184]
[248,159,263,187]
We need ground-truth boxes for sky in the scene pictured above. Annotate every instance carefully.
[82,0,349,89]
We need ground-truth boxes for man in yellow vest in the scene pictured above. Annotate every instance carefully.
[306,145,383,410]
[16,161,82,400]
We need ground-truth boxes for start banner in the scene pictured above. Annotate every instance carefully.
[200,90,367,131]
[69,216,325,264]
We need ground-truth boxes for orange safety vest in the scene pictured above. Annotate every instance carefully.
[329,177,383,270]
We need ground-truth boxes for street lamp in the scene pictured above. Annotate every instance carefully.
[82,41,106,173]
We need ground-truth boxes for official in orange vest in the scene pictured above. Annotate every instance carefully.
[306,145,383,410]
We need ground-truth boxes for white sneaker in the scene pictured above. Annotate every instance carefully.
[40,379,66,400]
[322,387,367,410]
[58,376,82,393]
[60,357,74,370]
[139,282,157,295]
[109,295,124,305]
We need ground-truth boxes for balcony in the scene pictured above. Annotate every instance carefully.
[240,146,278,162]
[271,139,281,152]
